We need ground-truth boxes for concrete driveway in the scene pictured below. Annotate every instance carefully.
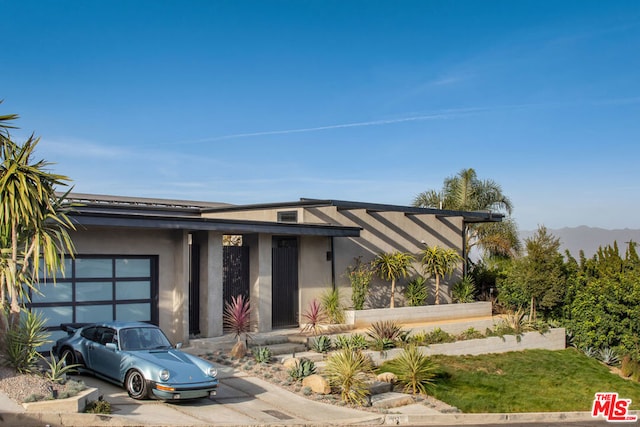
[75,363,383,426]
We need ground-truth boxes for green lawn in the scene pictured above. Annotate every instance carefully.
[389,349,640,413]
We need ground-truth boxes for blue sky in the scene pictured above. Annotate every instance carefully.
[2,1,639,230]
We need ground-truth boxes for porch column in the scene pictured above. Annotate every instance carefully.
[248,233,272,332]
[199,231,224,338]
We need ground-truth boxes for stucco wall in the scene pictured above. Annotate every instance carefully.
[305,206,464,308]
[69,227,190,344]
[298,236,334,322]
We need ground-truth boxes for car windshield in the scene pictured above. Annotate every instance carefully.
[120,327,173,351]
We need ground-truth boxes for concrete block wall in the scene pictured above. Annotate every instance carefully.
[366,328,566,366]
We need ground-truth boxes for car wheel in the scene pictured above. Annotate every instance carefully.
[125,369,149,399]
[60,347,81,372]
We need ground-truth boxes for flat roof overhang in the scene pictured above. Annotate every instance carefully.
[69,211,361,237]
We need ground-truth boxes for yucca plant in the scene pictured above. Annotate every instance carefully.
[288,358,316,382]
[325,348,372,405]
[301,299,327,336]
[311,335,332,353]
[321,288,345,324]
[223,294,252,341]
[4,309,50,373]
[40,351,82,383]
[386,345,438,395]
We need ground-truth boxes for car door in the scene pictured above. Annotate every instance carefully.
[87,327,123,381]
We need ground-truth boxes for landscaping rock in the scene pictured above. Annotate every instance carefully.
[282,357,300,369]
[377,372,398,384]
[302,374,331,394]
[230,341,247,359]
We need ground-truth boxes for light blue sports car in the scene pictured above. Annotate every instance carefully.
[53,321,218,400]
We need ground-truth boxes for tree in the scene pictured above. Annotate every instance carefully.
[413,168,521,261]
[0,108,75,335]
[372,251,414,308]
[497,226,567,320]
[420,245,462,304]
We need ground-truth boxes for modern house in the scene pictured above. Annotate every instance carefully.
[29,193,503,346]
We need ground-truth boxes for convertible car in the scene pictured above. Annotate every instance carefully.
[53,321,218,400]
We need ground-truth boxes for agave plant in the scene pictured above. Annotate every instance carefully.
[311,335,332,353]
[252,346,273,364]
[288,358,316,382]
[223,294,252,342]
[598,347,620,366]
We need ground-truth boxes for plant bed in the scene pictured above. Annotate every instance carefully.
[344,302,492,328]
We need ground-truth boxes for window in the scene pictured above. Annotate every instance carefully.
[27,256,158,338]
[277,210,298,223]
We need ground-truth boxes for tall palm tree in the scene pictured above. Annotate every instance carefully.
[372,251,415,308]
[421,245,462,304]
[413,168,520,261]
[0,112,75,333]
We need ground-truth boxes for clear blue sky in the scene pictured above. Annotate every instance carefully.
[2,0,639,230]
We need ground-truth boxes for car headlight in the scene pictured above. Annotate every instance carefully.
[206,366,217,378]
[159,369,170,381]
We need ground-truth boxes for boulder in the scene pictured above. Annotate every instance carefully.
[282,357,300,369]
[230,341,247,359]
[377,372,398,384]
[302,374,331,394]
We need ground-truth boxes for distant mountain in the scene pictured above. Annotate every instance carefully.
[519,226,640,259]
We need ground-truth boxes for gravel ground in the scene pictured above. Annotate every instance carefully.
[0,365,84,404]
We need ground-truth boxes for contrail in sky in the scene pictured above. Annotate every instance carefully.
[184,107,485,144]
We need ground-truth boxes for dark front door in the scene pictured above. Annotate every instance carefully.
[272,237,298,328]
[223,246,250,306]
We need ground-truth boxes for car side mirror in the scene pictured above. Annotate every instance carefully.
[175,342,183,349]
[106,343,118,350]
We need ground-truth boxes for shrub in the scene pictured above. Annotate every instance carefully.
[404,276,428,306]
[386,345,438,395]
[346,257,373,310]
[311,335,332,353]
[4,309,50,373]
[288,358,316,382]
[325,349,372,405]
[423,328,455,345]
[457,327,484,341]
[321,288,345,324]
[252,346,272,364]
[85,398,112,414]
[452,275,477,303]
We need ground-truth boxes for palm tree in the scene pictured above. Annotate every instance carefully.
[0,112,75,333]
[372,251,415,308]
[420,245,462,304]
[413,168,520,261]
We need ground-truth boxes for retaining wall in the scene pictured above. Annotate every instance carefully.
[344,302,492,328]
[365,328,566,366]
